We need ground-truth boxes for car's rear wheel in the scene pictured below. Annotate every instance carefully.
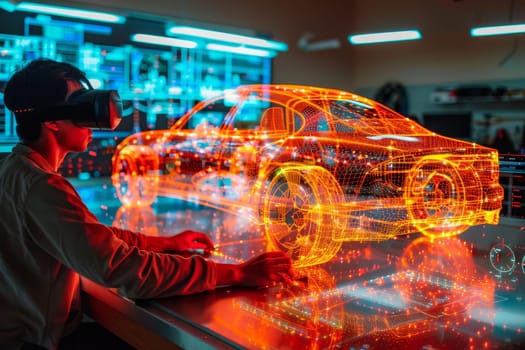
[405,157,472,238]
[262,165,343,267]
[112,145,159,207]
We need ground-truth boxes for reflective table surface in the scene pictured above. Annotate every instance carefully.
[74,178,525,349]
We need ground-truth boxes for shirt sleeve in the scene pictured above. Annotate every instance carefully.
[107,225,151,250]
[23,174,218,298]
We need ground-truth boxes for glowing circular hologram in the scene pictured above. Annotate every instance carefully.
[489,243,516,274]
[404,157,481,238]
[112,144,159,207]
[262,165,344,267]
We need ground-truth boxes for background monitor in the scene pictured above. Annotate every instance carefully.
[423,112,472,140]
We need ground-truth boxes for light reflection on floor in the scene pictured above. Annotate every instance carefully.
[73,177,525,349]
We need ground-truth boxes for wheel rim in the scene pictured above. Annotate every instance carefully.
[263,167,343,267]
[265,174,317,257]
[406,160,468,238]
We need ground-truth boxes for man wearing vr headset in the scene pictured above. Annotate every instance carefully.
[0,58,294,349]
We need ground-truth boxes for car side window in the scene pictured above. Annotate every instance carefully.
[317,117,329,131]
[259,105,286,132]
[333,121,355,133]
[300,104,330,133]
[293,112,304,133]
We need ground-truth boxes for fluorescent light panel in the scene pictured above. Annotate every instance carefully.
[167,25,288,51]
[14,1,125,23]
[349,30,421,45]
[131,34,197,48]
[206,43,275,57]
[471,23,525,37]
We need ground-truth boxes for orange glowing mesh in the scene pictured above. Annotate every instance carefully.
[112,84,503,267]
[227,238,495,349]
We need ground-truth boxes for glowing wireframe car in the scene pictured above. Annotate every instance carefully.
[112,84,503,267]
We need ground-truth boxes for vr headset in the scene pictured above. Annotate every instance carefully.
[14,89,123,130]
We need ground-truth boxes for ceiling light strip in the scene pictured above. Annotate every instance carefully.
[15,1,125,23]
[349,30,422,45]
[206,43,275,57]
[131,34,197,48]
[168,25,287,51]
[471,23,525,37]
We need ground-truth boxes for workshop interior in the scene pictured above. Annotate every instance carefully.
[1,0,525,349]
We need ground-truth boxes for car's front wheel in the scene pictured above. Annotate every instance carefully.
[112,145,159,207]
[262,165,344,267]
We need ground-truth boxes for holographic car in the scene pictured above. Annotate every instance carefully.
[112,84,503,267]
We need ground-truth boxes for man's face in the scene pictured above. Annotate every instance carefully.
[54,80,93,152]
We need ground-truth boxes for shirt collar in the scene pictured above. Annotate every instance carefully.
[12,143,59,174]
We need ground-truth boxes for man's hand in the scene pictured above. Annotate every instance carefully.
[168,230,215,254]
[150,230,215,257]
[216,251,294,288]
[238,251,294,286]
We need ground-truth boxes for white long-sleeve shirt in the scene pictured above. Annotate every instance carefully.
[0,144,219,349]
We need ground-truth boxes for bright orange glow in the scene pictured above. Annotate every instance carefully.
[218,267,345,349]
[112,84,503,267]
[394,237,495,337]
[223,238,495,348]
